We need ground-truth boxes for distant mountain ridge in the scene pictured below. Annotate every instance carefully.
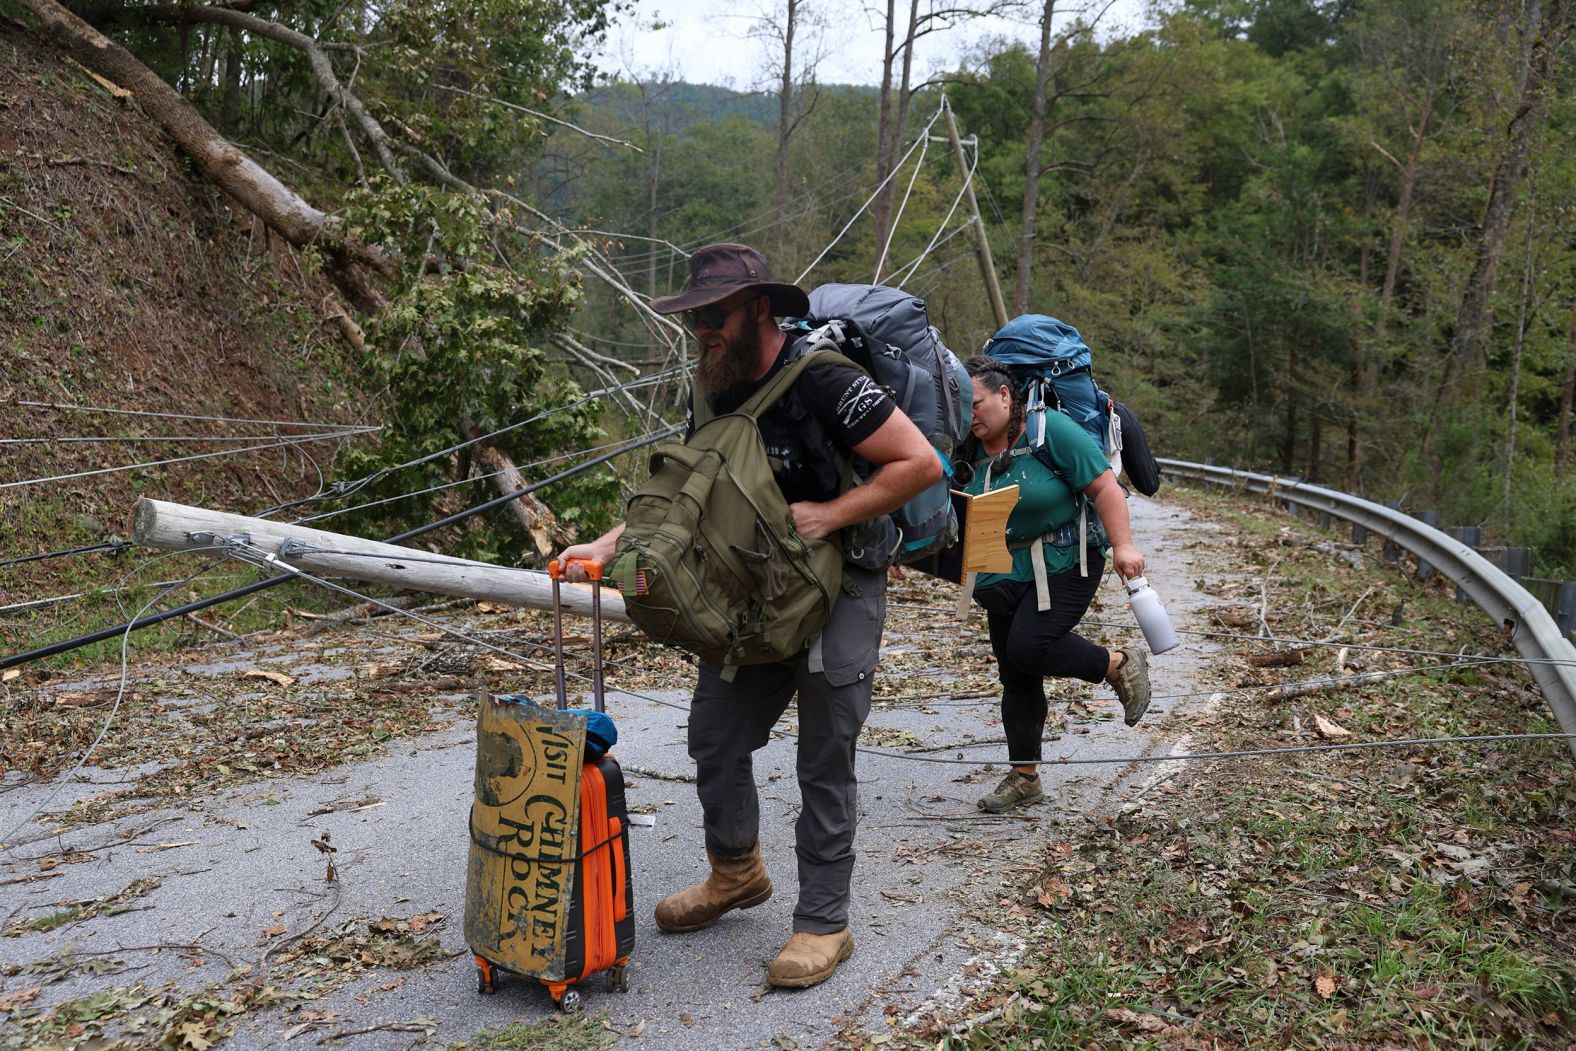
[572,81,877,131]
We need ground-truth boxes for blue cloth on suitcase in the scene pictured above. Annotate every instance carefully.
[578,710,618,758]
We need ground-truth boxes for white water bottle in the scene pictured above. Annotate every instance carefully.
[1125,575,1178,655]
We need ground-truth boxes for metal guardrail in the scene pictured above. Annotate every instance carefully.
[1157,458,1576,757]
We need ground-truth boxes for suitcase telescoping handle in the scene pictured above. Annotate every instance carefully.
[547,558,605,713]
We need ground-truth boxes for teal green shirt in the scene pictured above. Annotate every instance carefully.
[962,411,1108,588]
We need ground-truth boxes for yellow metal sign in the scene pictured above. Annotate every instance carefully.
[464,694,587,977]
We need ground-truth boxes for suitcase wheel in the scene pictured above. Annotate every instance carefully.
[474,956,497,995]
[608,963,629,993]
[559,987,584,1013]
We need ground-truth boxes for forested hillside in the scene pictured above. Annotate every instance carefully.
[3,0,1573,575]
[553,0,1576,571]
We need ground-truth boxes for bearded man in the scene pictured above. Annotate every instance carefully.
[557,243,939,988]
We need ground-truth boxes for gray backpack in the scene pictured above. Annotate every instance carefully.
[793,284,972,562]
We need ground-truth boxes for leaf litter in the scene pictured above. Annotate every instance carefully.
[850,486,1576,1049]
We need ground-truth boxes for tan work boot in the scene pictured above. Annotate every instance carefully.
[767,928,854,988]
[653,844,772,933]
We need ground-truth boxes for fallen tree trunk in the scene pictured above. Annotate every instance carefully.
[457,415,570,558]
[18,0,390,307]
[133,498,628,622]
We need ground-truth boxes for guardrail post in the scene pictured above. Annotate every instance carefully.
[1445,526,1483,602]
[1413,510,1442,579]
[1479,546,1532,582]
[1318,510,1332,530]
[1559,582,1576,634]
[1383,500,1403,563]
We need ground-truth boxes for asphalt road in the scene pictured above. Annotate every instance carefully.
[0,494,1227,1049]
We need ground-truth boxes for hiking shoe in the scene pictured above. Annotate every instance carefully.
[1112,648,1151,726]
[978,771,1044,813]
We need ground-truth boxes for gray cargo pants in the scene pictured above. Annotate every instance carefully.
[687,564,885,934]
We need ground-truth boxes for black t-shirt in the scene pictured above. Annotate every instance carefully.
[685,348,896,505]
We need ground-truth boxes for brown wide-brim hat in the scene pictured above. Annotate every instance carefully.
[650,242,810,318]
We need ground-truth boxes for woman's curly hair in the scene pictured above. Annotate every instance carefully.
[957,355,1027,471]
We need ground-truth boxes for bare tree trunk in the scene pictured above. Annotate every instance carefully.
[773,0,798,263]
[1349,169,1379,491]
[1308,413,1322,483]
[218,24,241,130]
[1014,0,1056,314]
[1448,0,1565,369]
[18,0,390,306]
[1379,94,1432,313]
[1503,202,1536,526]
[1557,298,1576,473]
[1282,342,1299,473]
[871,0,898,262]
[873,0,919,265]
[457,416,568,558]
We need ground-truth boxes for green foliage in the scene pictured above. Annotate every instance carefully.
[75,0,633,560]
[331,181,618,562]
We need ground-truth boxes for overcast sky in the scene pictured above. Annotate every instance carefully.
[594,0,1154,90]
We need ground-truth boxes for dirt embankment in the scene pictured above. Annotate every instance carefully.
[1,23,375,596]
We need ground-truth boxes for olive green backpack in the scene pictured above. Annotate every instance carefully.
[609,348,852,668]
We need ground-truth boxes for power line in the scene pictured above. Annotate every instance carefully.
[0,424,681,671]
[1,432,362,446]
[14,400,373,431]
[0,541,132,569]
[1,429,379,492]
[857,733,1576,768]
[0,551,228,849]
[796,103,948,285]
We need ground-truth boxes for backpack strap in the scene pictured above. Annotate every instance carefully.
[737,346,853,421]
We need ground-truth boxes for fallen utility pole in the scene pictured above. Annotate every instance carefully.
[0,426,675,670]
[133,498,629,622]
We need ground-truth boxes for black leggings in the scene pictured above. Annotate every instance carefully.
[975,552,1109,764]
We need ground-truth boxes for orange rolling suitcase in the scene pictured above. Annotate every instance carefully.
[464,559,634,1011]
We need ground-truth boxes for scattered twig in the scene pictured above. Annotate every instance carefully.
[1316,584,1378,644]
[5,815,185,860]
[317,1019,437,1044]
[260,878,343,972]
[946,992,1022,1036]
[621,764,696,784]
[186,612,241,640]
[0,871,64,887]
[1261,666,1414,702]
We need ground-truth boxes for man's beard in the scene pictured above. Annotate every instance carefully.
[695,319,761,402]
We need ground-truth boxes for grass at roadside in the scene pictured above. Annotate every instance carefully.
[876,487,1576,1050]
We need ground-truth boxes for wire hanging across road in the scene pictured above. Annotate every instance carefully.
[1,429,380,492]
[14,400,375,431]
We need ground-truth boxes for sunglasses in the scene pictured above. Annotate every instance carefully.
[686,299,746,330]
